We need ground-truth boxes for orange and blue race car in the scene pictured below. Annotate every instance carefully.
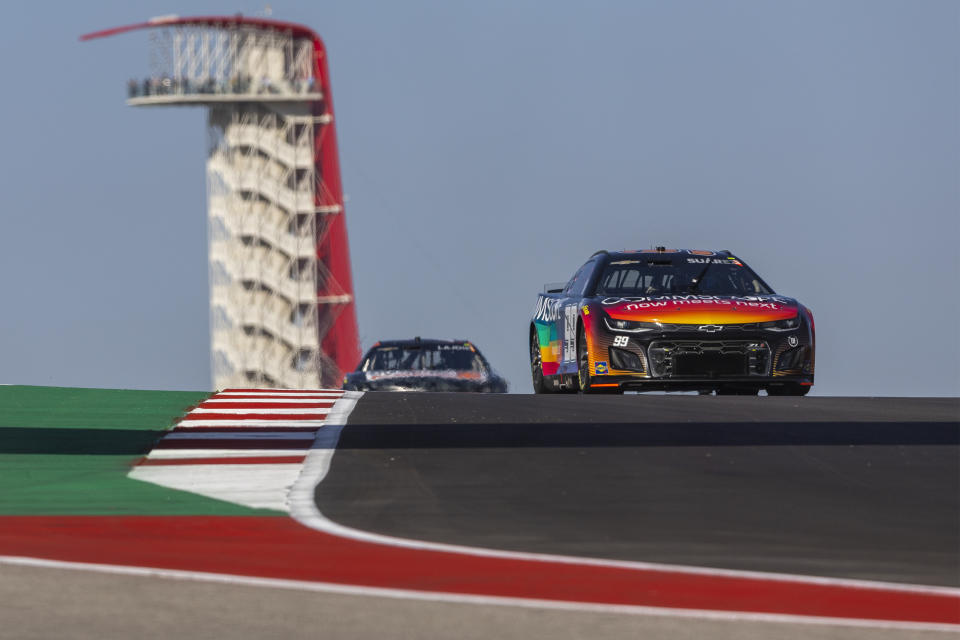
[529,248,815,395]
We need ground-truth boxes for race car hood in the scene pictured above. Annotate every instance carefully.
[599,295,800,325]
[348,368,497,392]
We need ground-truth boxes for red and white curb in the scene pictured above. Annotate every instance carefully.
[129,388,355,511]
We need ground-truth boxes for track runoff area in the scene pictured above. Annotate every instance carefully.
[0,387,957,636]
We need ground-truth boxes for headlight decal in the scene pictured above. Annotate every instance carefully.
[759,315,800,332]
[603,315,660,333]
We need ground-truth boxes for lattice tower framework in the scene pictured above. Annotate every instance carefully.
[83,16,361,389]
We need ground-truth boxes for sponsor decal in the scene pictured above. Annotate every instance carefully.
[610,260,640,265]
[788,335,799,347]
[534,296,562,322]
[595,361,608,375]
[624,299,782,311]
[582,306,590,315]
[687,258,737,264]
[562,305,578,362]
[601,295,792,307]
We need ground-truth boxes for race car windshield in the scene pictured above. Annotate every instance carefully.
[364,346,487,373]
[594,260,772,297]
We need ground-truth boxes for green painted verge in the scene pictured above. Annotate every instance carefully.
[0,386,283,516]
[0,385,207,430]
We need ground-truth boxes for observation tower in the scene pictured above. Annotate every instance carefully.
[83,15,360,389]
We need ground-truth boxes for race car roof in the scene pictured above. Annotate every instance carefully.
[370,338,474,349]
[594,249,734,260]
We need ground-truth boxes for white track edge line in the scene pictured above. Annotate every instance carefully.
[288,392,960,601]
[1,556,956,632]
[132,463,305,472]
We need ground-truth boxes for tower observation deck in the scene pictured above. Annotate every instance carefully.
[83,15,361,389]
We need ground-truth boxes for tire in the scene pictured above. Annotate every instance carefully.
[530,328,551,394]
[577,325,620,394]
[767,383,810,397]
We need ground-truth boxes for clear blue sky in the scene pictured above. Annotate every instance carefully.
[1,1,957,395]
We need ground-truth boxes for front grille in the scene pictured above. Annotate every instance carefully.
[674,352,744,375]
[648,340,770,378]
[656,323,761,332]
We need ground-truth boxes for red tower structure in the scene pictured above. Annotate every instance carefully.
[83,16,360,388]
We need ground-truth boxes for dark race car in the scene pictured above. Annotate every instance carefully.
[529,248,815,395]
[343,337,508,392]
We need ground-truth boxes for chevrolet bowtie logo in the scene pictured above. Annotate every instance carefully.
[698,325,723,333]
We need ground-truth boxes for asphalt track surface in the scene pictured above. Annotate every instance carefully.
[319,393,959,587]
